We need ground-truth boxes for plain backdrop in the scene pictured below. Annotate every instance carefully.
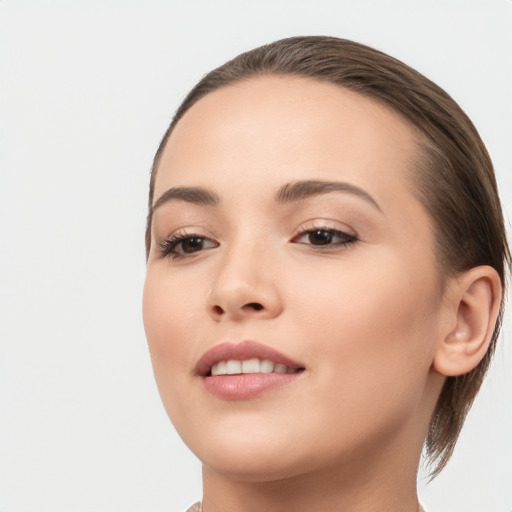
[1,1,511,511]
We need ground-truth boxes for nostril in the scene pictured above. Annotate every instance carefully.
[245,302,264,311]
[213,305,224,315]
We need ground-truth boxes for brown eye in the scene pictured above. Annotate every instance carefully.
[308,229,334,245]
[293,228,357,247]
[180,237,207,253]
[159,234,219,259]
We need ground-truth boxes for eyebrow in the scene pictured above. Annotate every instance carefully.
[275,180,381,211]
[152,186,220,211]
[152,179,381,212]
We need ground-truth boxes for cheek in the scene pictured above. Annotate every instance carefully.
[288,253,440,411]
[142,269,202,400]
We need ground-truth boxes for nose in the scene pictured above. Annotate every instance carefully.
[206,243,284,322]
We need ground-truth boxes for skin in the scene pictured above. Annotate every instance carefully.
[143,76,500,512]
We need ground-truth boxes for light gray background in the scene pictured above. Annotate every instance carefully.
[1,1,511,511]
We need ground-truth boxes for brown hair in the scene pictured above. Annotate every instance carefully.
[146,36,509,476]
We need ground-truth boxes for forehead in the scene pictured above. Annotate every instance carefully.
[155,75,422,204]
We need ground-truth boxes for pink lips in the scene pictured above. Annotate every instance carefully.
[195,340,305,400]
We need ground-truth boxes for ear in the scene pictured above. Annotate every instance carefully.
[433,266,502,377]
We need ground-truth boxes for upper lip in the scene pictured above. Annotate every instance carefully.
[194,340,305,376]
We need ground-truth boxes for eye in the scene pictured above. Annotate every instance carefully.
[159,233,219,259]
[292,228,357,247]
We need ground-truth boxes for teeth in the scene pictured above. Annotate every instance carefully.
[211,361,226,376]
[210,358,298,376]
[241,358,260,373]
[260,359,274,373]
[274,363,287,374]
[226,360,242,374]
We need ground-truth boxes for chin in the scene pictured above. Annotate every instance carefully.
[175,415,316,482]
[200,445,313,483]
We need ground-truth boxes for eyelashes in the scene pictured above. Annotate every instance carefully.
[291,228,357,247]
[158,231,219,260]
[158,226,358,260]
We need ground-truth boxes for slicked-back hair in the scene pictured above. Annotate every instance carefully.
[146,36,509,476]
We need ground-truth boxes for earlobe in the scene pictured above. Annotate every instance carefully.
[433,266,502,377]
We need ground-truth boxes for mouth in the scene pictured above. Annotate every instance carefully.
[195,339,305,376]
[195,340,305,400]
[209,358,302,376]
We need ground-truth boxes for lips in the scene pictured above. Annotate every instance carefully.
[195,340,305,400]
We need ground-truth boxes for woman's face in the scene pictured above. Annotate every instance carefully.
[143,76,448,481]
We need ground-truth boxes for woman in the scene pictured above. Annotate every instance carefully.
[142,36,509,512]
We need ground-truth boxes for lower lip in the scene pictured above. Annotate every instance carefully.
[202,372,302,400]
